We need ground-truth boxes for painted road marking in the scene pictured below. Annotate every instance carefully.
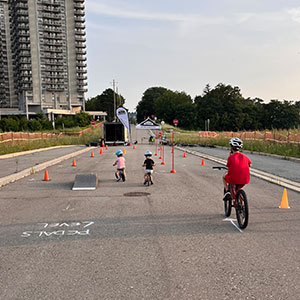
[223,218,243,233]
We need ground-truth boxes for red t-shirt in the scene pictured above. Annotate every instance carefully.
[226,152,251,184]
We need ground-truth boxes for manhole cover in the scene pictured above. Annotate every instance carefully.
[123,192,151,197]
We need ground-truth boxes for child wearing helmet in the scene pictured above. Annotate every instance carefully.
[143,151,155,184]
[113,150,126,181]
[223,138,251,200]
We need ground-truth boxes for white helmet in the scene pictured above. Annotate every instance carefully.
[144,151,152,157]
[229,137,243,149]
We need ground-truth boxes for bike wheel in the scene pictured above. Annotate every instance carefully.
[235,190,249,229]
[147,175,150,186]
[224,188,232,217]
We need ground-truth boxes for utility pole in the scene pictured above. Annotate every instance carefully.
[111,79,116,121]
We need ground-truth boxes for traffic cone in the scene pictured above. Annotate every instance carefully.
[161,161,166,165]
[201,158,205,166]
[91,152,94,157]
[183,152,186,158]
[43,170,50,181]
[102,141,105,147]
[133,145,136,149]
[100,148,103,154]
[72,158,76,166]
[123,148,126,154]
[106,145,108,150]
[279,188,290,209]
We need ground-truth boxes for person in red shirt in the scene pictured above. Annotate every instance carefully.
[223,137,252,200]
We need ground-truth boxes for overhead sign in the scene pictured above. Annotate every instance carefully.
[136,117,161,130]
[116,107,130,132]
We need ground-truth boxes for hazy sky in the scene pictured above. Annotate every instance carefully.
[85,0,300,112]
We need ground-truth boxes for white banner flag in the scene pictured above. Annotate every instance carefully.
[116,107,130,132]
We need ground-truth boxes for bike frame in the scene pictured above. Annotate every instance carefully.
[229,184,245,208]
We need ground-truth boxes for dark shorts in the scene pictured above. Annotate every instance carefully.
[117,168,125,171]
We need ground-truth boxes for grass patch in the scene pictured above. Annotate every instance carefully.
[0,127,101,155]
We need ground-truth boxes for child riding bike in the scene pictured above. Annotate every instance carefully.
[113,149,126,182]
[223,137,252,200]
[143,151,155,185]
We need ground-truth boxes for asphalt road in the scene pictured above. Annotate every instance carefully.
[0,128,299,300]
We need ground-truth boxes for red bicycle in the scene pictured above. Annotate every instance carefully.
[213,166,249,229]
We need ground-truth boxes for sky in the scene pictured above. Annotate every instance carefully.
[85,0,300,112]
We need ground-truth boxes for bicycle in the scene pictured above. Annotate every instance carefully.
[213,166,249,229]
[115,169,126,182]
[144,173,151,186]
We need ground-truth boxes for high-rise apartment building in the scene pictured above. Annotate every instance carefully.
[0,0,87,118]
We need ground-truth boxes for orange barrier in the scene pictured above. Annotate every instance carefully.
[198,131,300,144]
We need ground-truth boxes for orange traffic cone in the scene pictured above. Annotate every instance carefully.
[133,145,136,149]
[72,158,76,166]
[100,148,103,154]
[183,152,186,158]
[123,148,126,154]
[91,152,94,157]
[201,158,205,166]
[279,188,290,209]
[43,170,50,181]
[102,141,105,147]
[106,145,108,150]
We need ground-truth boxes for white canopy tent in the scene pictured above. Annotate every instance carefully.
[135,117,161,144]
[136,117,161,130]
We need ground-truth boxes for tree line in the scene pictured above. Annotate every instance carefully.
[136,84,300,131]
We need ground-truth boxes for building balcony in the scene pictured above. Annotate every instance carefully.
[75,42,86,48]
[74,16,85,22]
[43,33,63,39]
[75,29,85,36]
[74,9,85,16]
[77,87,88,92]
[76,69,87,74]
[43,0,60,6]
[42,6,61,13]
[41,13,61,20]
[74,3,84,9]
[76,62,87,67]
[75,36,86,42]
[76,55,87,61]
[76,49,86,55]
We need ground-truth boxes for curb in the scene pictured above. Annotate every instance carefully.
[0,147,96,188]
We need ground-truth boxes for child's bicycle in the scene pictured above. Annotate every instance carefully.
[213,166,249,229]
[144,173,151,186]
[115,170,126,182]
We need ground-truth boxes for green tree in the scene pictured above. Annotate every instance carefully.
[262,100,300,129]
[154,90,195,128]
[85,89,125,122]
[195,83,245,131]
[136,87,168,123]
[75,112,92,127]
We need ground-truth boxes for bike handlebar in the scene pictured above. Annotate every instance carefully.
[212,166,228,170]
